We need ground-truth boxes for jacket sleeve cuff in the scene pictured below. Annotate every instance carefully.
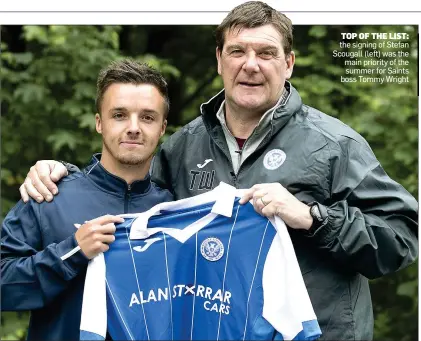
[303,206,339,246]
[57,235,89,275]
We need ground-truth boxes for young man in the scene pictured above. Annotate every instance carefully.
[18,2,418,340]
[1,59,173,340]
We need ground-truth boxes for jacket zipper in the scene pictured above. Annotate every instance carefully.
[232,149,243,187]
[124,184,131,213]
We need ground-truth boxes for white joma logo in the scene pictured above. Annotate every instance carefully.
[197,159,213,169]
[133,237,161,252]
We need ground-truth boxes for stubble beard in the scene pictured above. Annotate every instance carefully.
[117,154,147,166]
[103,139,149,166]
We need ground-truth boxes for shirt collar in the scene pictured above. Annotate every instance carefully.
[83,154,151,195]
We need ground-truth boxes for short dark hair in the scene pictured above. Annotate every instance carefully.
[96,59,170,118]
[215,1,293,56]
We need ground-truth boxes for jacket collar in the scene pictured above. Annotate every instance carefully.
[199,81,303,134]
[83,154,151,195]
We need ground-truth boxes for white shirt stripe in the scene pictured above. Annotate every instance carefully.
[126,225,150,340]
[163,233,174,341]
[216,204,240,341]
[106,279,134,341]
[190,233,198,340]
[242,220,270,340]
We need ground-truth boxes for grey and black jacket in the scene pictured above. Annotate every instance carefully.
[151,83,418,340]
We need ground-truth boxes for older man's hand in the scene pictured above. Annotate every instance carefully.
[239,183,313,230]
[19,160,68,203]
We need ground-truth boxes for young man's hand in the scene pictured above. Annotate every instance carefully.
[75,215,124,259]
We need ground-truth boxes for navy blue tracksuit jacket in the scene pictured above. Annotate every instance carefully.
[1,154,173,340]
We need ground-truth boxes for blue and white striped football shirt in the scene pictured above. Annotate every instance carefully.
[80,182,321,340]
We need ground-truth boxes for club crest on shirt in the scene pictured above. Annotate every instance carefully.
[200,237,224,262]
[263,149,286,170]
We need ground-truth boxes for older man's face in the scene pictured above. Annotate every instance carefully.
[217,24,294,117]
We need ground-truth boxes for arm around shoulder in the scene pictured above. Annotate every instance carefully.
[20,160,78,202]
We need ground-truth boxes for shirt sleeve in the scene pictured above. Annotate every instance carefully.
[263,217,322,340]
[79,253,107,340]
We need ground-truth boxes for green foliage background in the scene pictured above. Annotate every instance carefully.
[1,25,418,340]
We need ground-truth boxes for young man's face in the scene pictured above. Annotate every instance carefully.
[216,24,295,116]
[96,83,167,167]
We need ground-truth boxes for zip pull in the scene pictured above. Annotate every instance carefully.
[234,149,242,175]
[127,184,131,191]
